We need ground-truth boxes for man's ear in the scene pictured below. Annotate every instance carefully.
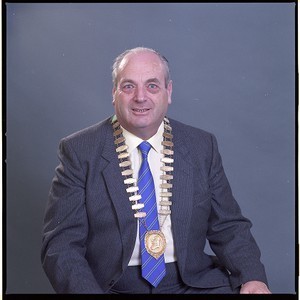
[167,80,173,104]
[112,88,116,104]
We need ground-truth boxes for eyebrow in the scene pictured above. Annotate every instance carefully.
[146,78,161,85]
[120,78,162,85]
[120,79,135,85]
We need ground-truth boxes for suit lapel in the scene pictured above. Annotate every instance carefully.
[101,121,137,269]
[170,121,194,266]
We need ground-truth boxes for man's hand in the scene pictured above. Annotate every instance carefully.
[240,281,271,294]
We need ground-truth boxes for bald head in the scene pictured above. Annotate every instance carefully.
[112,47,171,88]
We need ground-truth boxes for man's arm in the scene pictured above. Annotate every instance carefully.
[41,138,104,294]
[206,134,269,291]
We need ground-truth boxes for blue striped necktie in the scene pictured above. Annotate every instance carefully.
[138,141,166,287]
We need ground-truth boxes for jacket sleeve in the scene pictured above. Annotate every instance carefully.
[41,138,104,294]
[206,134,268,289]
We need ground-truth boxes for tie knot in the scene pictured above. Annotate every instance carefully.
[138,141,152,159]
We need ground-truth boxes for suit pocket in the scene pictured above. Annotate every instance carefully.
[194,266,231,289]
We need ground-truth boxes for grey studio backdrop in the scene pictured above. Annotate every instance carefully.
[6,3,295,294]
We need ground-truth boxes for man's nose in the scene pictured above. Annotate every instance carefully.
[134,86,147,102]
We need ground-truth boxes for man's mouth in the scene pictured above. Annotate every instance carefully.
[132,108,150,113]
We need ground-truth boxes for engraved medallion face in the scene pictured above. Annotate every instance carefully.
[144,230,166,259]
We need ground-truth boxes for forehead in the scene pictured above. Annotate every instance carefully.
[119,52,164,79]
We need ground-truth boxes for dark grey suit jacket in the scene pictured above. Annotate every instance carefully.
[41,116,268,294]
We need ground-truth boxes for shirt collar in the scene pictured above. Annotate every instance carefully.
[121,122,164,154]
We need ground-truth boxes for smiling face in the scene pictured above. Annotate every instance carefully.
[112,50,172,140]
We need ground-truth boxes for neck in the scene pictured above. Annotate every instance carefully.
[131,129,157,141]
[120,124,162,141]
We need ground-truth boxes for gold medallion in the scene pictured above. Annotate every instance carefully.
[144,230,166,259]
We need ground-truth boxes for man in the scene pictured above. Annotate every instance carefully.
[41,47,271,294]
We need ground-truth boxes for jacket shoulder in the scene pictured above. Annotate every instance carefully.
[169,118,214,140]
[61,117,112,144]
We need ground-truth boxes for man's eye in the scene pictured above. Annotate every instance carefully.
[147,83,160,94]
[148,84,158,89]
[122,84,135,91]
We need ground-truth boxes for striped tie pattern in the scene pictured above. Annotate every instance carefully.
[138,141,166,287]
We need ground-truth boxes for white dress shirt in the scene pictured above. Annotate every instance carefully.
[121,122,177,266]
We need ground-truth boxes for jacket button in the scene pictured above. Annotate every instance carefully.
[109,280,115,286]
